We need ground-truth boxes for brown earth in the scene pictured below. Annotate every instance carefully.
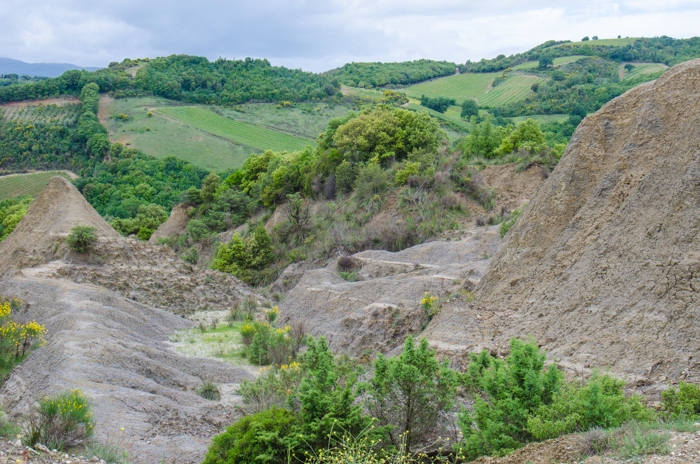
[149,203,193,244]
[474,58,700,385]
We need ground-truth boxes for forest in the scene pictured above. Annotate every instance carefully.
[326,59,456,88]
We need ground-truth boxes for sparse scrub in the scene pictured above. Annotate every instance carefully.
[66,225,98,253]
[23,389,94,450]
[198,379,221,401]
[340,271,358,282]
[0,296,47,381]
[616,422,670,458]
[500,205,524,238]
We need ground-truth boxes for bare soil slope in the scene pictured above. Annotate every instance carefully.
[477,58,700,383]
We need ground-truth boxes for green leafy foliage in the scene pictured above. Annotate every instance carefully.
[110,203,168,238]
[212,224,275,285]
[202,407,297,464]
[66,225,98,253]
[361,336,458,450]
[500,206,523,238]
[456,338,564,460]
[329,60,456,88]
[0,195,31,240]
[526,374,652,440]
[420,95,456,113]
[661,381,700,419]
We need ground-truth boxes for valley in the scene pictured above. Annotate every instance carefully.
[1,35,700,464]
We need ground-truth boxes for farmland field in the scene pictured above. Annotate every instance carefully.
[402,72,543,107]
[402,73,497,105]
[0,171,74,201]
[513,55,587,70]
[0,103,81,124]
[621,63,667,80]
[511,114,569,125]
[157,107,313,152]
[100,97,352,171]
[479,75,547,107]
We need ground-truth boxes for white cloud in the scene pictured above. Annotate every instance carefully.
[0,0,699,71]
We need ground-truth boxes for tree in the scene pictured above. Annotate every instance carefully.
[624,63,635,73]
[362,336,458,451]
[538,54,553,69]
[200,172,221,203]
[495,118,546,156]
[592,36,599,40]
[283,193,310,240]
[582,36,590,41]
[460,99,479,119]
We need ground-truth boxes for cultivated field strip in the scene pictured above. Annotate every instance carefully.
[622,63,667,80]
[479,75,547,107]
[0,104,80,124]
[513,55,586,70]
[0,171,73,201]
[157,106,313,152]
[401,73,497,104]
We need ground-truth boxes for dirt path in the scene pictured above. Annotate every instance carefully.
[0,96,80,108]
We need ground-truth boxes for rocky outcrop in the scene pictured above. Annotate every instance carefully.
[148,203,193,244]
[279,226,500,354]
[475,58,700,383]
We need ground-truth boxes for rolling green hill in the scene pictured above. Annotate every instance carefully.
[402,72,544,108]
[157,106,313,153]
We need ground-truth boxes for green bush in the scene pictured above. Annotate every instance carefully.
[499,206,523,238]
[394,161,420,186]
[456,338,563,460]
[180,247,199,264]
[212,224,275,285]
[362,336,458,451]
[202,407,297,464]
[661,381,700,419]
[24,389,94,450]
[66,225,98,253]
[526,373,652,440]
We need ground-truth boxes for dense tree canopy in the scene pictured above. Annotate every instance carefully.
[327,60,456,88]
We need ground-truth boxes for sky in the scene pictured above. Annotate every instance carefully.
[1,0,699,73]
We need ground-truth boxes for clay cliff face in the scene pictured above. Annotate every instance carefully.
[476,58,700,381]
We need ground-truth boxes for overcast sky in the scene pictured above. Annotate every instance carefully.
[1,0,699,73]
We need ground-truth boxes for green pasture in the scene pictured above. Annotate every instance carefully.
[621,63,668,80]
[0,171,74,201]
[555,37,639,47]
[511,114,569,125]
[102,97,250,171]
[402,73,496,105]
[513,55,587,70]
[157,106,313,153]
[479,75,547,107]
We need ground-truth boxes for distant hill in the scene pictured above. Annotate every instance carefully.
[0,57,101,77]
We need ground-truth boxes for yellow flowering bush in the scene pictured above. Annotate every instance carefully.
[0,296,47,367]
[420,292,440,320]
[24,389,94,450]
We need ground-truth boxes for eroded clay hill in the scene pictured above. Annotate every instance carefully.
[477,58,700,383]
[0,177,260,313]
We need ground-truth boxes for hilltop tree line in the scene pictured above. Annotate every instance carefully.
[0,55,341,106]
[327,59,456,88]
[460,36,700,73]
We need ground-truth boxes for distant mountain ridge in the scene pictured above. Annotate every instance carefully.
[0,57,101,77]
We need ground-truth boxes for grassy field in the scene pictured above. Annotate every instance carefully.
[513,55,587,70]
[621,63,667,80]
[479,75,547,107]
[0,171,74,201]
[402,73,496,105]
[402,72,543,107]
[511,114,569,125]
[101,97,356,171]
[158,106,313,152]
[555,37,639,47]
